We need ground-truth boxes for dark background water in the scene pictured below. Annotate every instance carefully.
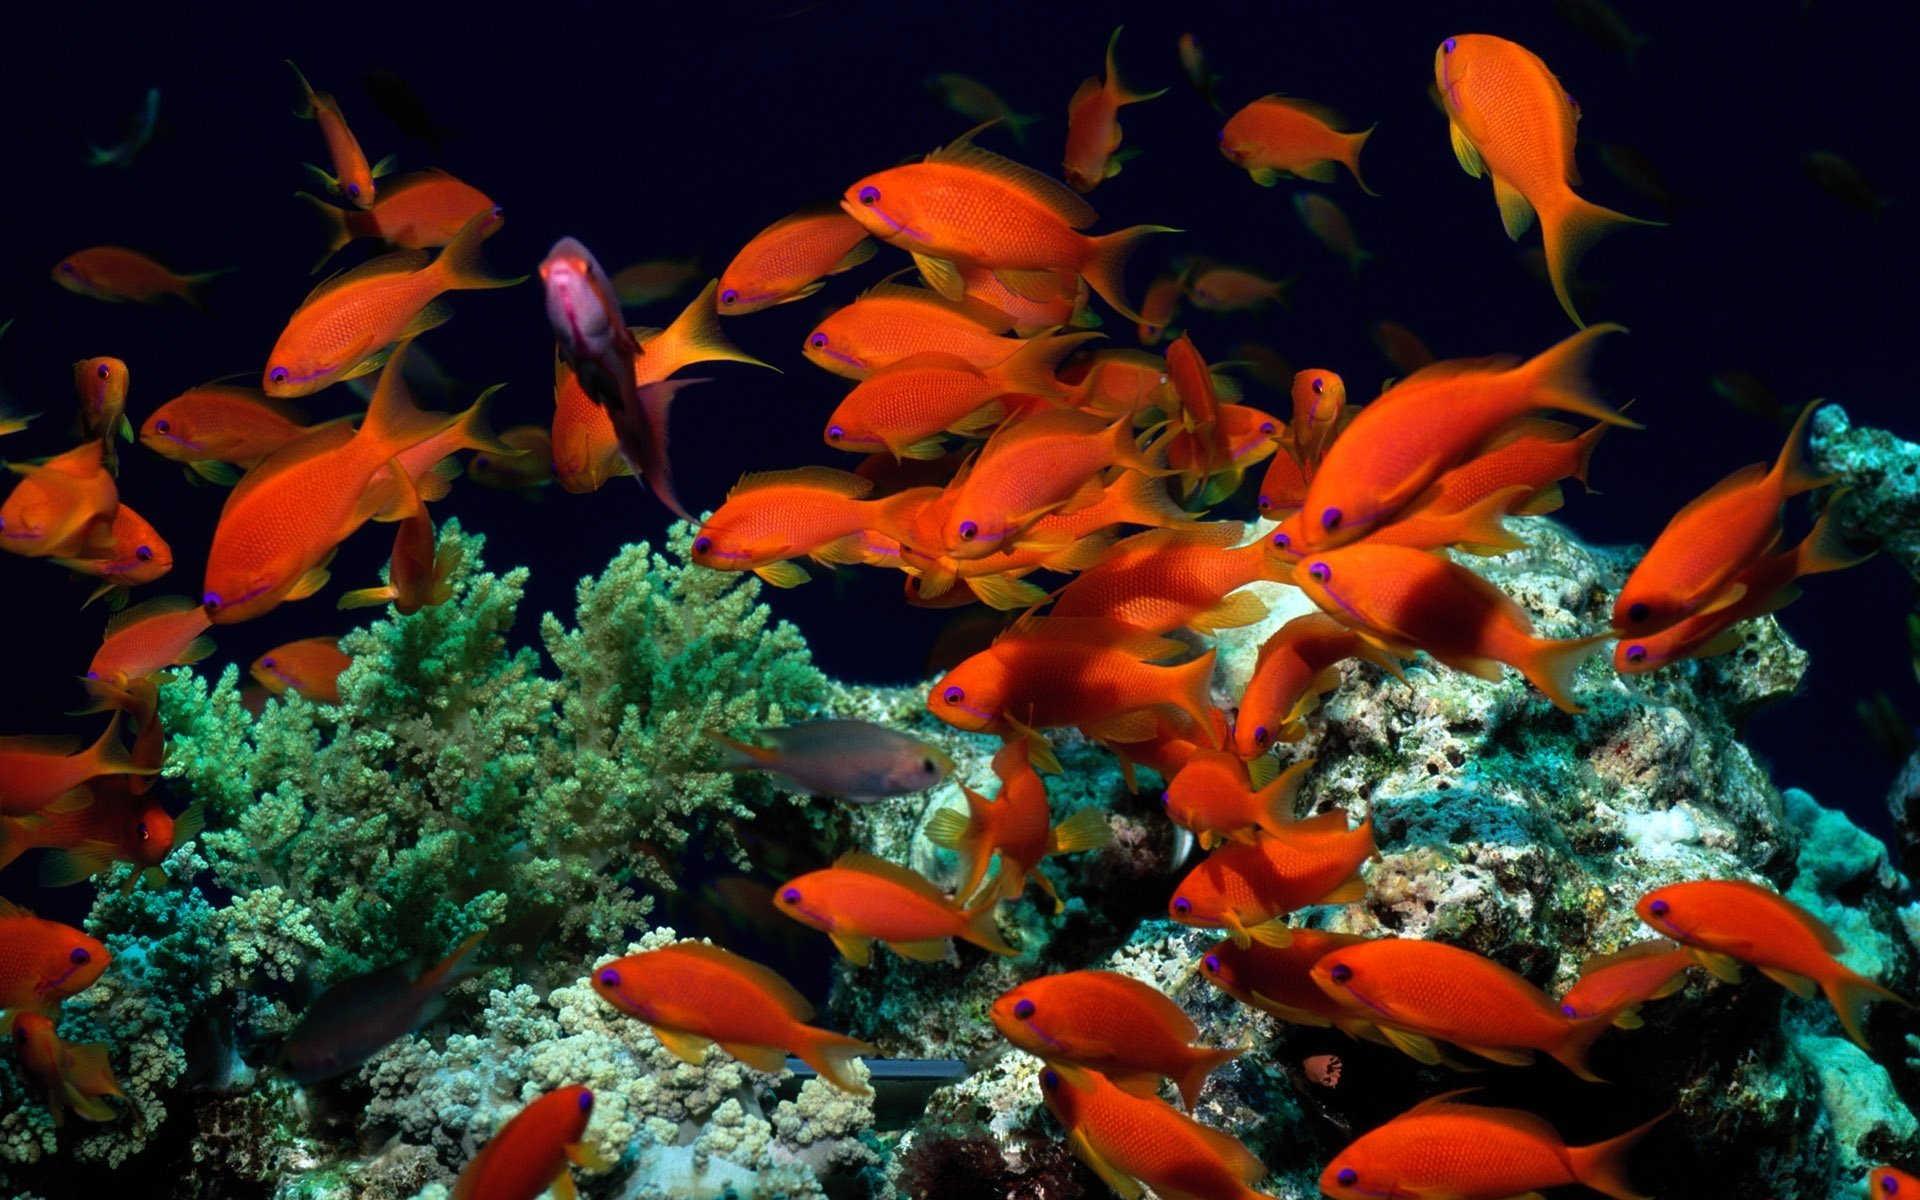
[1,0,1915,930]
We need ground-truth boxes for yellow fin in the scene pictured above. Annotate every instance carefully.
[1448,120,1484,177]
[828,931,873,966]
[753,560,811,588]
[719,1041,790,1073]
[1246,919,1294,948]
[887,938,952,963]
[1380,1025,1445,1065]
[924,806,974,852]
[1759,966,1818,999]
[912,253,965,301]
[1494,175,1536,240]
[652,1027,713,1064]
[1190,589,1268,635]
[1068,1128,1145,1200]
[285,565,331,602]
[1695,950,1743,983]
[967,572,1048,611]
[1048,807,1112,855]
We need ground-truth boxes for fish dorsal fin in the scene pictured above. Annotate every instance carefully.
[862,280,1019,333]
[927,133,1099,230]
[1719,878,1845,954]
[224,422,358,509]
[1578,939,1683,974]
[1385,352,1523,394]
[728,467,874,500]
[1107,522,1247,557]
[1000,615,1184,662]
[103,594,204,639]
[186,383,310,425]
[1665,461,1769,530]
[1258,93,1350,130]
[667,940,815,1021]
[299,248,432,309]
[1411,1094,1565,1144]
[872,350,992,379]
[0,896,34,919]
[831,851,952,904]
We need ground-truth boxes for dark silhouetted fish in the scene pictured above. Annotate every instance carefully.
[278,932,483,1083]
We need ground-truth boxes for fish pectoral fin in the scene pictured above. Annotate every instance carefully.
[911,253,966,301]
[651,1027,714,1065]
[752,560,812,588]
[1758,966,1819,999]
[719,1041,791,1074]
[1694,949,1744,984]
[966,572,1048,611]
[1068,1128,1146,1200]
[1079,710,1159,744]
[548,1166,579,1200]
[1047,807,1112,855]
[1444,653,1506,683]
[1693,581,1749,618]
[1458,1043,1536,1068]
[1313,876,1369,906]
[888,938,952,963]
[285,565,332,602]
[1297,161,1338,183]
[1448,120,1485,177]
[369,154,399,179]
[1247,167,1281,187]
[1245,919,1294,948]
[1190,589,1269,635]
[302,162,343,192]
[1379,1025,1446,1065]
[397,298,455,342]
[829,931,874,966]
[565,1140,614,1171]
[1612,1009,1645,1030]
[1493,175,1536,240]
[993,268,1064,303]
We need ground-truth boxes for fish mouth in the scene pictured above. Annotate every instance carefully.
[1332,979,1393,1019]
[36,961,87,999]
[278,362,337,387]
[1313,576,1370,627]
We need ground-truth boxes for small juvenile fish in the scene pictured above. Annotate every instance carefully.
[141,384,322,484]
[83,594,214,709]
[339,476,457,615]
[774,851,1015,965]
[251,637,353,704]
[924,738,1109,908]
[1557,939,1693,1028]
[1169,809,1375,947]
[72,357,133,474]
[51,501,172,608]
[1185,265,1288,312]
[450,1086,608,1200]
[0,715,145,818]
[1134,271,1183,345]
[280,931,483,1082]
[52,246,224,308]
[1220,95,1376,193]
[287,60,393,208]
[591,941,876,1092]
[1371,321,1435,375]
[1163,751,1310,849]
[0,898,110,1020]
[10,1012,126,1125]
[465,425,553,494]
[718,205,875,313]
[1039,1066,1269,1200]
[707,719,953,801]
[1062,26,1165,193]
[1178,33,1224,113]
[1295,193,1371,272]
[1196,929,1375,1035]
[0,440,118,560]
[924,74,1041,145]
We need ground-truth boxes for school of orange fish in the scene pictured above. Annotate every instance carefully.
[1,29,1912,1200]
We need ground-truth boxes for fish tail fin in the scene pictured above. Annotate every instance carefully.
[1565,1110,1665,1200]
[87,712,145,777]
[1254,757,1313,837]
[449,383,513,457]
[1104,27,1166,107]
[1046,806,1113,856]
[1821,967,1913,1050]
[1518,322,1640,428]
[431,206,522,292]
[705,730,777,772]
[1083,224,1180,324]
[1794,490,1874,577]
[1548,1012,1615,1083]
[1521,633,1608,714]
[298,192,354,272]
[1772,399,1838,498]
[1165,649,1221,745]
[959,900,1017,957]
[1539,190,1662,328]
[792,1027,878,1095]
[1175,1043,1243,1110]
[924,790,992,903]
[1103,470,1206,530]
[417,930,487,995]
[1345,124,1379,196]
[619,377,704,521]
[180,268,232,314]
[989,329,1103,398]
[660,281,776,371]
[1569,417,1613,489]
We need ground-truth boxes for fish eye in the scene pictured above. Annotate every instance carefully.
[720,289,739,306]
[1309,562,1330,583]
[262,657,277,669]
[1159,790,1170,807]
[1270,531,1290,548]
[1649,898,1669,916]
[577,1089,594,1112]
[1561,1003,1578,1016]
[1320,507,1342,531]
[1253,726,1269,746]
[827,425,844,442]
[1013,998,1035,1019]
[1443,37,1457,53]
[1329,963,1352,983]
[809,332,828,349]
[60,261,76,273]
[858,185,880,205]
[1259,421,1276,435]
[97,364,110,379]
[920,758,936,774]
[346,183,361,198]
[1040,1068,1059,1090]
[1203,954,1220,973]
[1884,1177,1900,1195]
[1216,129,1225,142]
[1337,1167,1359,1186]
[1625,645,1646,664]
[474,456,491,468]
[154,419,170,433]
[1257,495,1272,512]
[781,887,801,903]
[135,821,150,841]
[135,545,153,561]
[958,520,978,541]
[70,947,90,964]
[1626,602,1650,624]
[490,206,504,219]
[597,967,621,987]
[1173,897,1192,915]
[1312,377,1325,394]
[202,592,223,610]
[693,536,713,554]
[269,367,289,385]
[942,686,964,704]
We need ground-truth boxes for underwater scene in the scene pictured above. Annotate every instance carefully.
[2,1,1918,1196]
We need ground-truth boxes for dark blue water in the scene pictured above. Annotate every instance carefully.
[1,0,1913,928]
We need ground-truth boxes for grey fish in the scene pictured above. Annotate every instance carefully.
[709,719,953,801]
[279,932,482,1083]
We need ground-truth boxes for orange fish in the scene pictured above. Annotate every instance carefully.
[1436,34,1659,326]
[301,168,495,270]
[1062,26,1165,193]
[52,246,224,308]
[1296,324,1634,550]
[251,637,353,704]
[718,205,876,313]
[0,439,118,559]
[841,127,1173,321]
[465,425,554,494]
[206,350,503,623]
[1039,1065,1268,1200]
[1612,401,1830,635]
[550,279,768,495]
[83,595,214,708]
[1219,95,1376,193]
[1059,348,1175,418]
[960,264,1087,336]
[1185,265,1288,313]
[926,738,1110,909]
[0,777,202,891]
[1296,542,1606,712]
[1289,369,1347,473]
[1295,193,1371,272]
[1196,929,1375,1034]
[930,617,1217,750]
[286,60,391,208]
[450,1086,607,1200]
[1556,939,1693,1028]
[1419,416,1608,520]
[1165,403,1281,504]
[1170,809,1375,947]
[1049,524,1286,637]
[1874,1168,1920,1198]
[339,479,457,615]
[804,281,1025,380]
[10,1012,126,1125]
[591,941,876,1091]
[611,256,704,308]
[939,408,1165,559]
[51,501,173,607]
[265,206,516,398]
[1255,444,1310,517]
[1310,938,1609,1079]
[1320,1091,1660,1200]
[691,467,898,587]
[824,330,1099,461]
[1135,271,1184,346]
[0,898,110,1021]
[774,851,1015,964]
[141,384,325,485]
[0,715,145,818]
[1163,751,1311,849]
[993,970,1238,1109]
[1636,878,1913,1049]
[72,356,132,474]
[1110,706,1233,790]
[1616,494,1868,673]
[1231,613,1397,758]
